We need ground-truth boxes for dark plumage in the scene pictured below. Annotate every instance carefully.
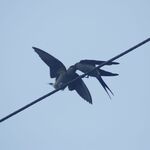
[33,47,119,102]
[67,70,92,104]
[33,47,92,104]
[75,59,119,98]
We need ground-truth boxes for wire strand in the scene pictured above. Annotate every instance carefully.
[0,38,150,123]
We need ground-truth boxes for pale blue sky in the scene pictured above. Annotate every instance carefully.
[0,0,150,150]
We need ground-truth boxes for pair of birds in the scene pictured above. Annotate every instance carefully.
[33,47,119,104]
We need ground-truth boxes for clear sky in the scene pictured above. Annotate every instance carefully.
[0,0,150,150]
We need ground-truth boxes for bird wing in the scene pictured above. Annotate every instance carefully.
[68,73,92,104]
[80,59,119,66]
[99,69,119,76]
[33,47,66,78]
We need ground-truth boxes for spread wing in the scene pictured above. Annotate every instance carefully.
[33,47,66,78]
[80,59,119,66]
[68,73,92,104]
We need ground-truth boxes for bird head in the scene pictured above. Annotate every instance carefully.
[68,65,76,72]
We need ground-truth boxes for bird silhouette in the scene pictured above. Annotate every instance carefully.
[75,60,119,98]
[33,47,92,104]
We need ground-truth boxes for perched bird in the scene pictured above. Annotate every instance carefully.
[33,47,92,104]
[75,60,119,98]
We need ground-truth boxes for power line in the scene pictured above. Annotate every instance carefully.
[0,38,150,123]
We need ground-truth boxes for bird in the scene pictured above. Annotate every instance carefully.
[33,47,92,104]
[75,59,119,98]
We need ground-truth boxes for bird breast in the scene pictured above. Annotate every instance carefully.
[54,73,67,89]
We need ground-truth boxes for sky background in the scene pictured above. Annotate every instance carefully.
[0,0,150,150]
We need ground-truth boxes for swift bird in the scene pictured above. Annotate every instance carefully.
[75,60,119,98]
[33,47,92,104]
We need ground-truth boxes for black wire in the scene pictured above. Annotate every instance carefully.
[0,38,150,123]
